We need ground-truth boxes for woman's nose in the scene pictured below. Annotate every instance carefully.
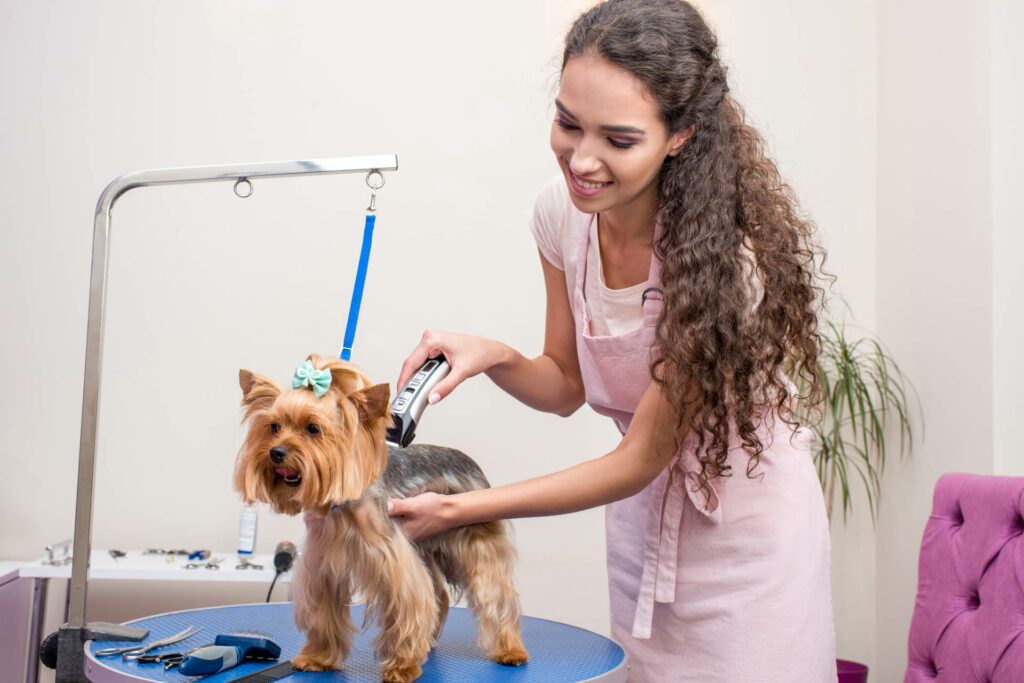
[568,139,603,177]
[568,157,601,179]
[569,158,602,178]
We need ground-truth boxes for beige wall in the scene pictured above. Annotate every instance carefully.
[3,2,1016,682]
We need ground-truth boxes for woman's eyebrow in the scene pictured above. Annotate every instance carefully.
[555,99,647,136]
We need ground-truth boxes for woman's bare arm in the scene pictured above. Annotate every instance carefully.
[398,251,584,416]
[483,252,584,416]
[390,376,692,539]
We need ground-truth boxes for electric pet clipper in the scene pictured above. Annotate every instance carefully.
[386,356,450,447]
[177,634,281,676]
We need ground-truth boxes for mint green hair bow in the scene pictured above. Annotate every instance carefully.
[292,360,332,398]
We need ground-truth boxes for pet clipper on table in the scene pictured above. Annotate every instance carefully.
[234,354,528,683]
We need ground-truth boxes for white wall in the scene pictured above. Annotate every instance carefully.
[0,1,618,670]
[698,0,881,669]
[875,0,996,680]
[992,0,1024,477]
[12,1,1012,682]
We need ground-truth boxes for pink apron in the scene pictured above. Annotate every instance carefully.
[570,213,837,682]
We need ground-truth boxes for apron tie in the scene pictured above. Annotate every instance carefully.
[631,449,723,639]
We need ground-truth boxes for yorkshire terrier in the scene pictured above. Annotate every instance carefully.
[234,355,528,682]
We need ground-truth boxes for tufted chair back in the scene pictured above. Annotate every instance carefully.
[905,473,1024,682]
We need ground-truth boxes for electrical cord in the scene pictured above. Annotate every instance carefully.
[266,571,282,603]
[265,541,296,603]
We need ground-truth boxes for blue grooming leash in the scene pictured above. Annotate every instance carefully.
[340,213,375,361]
[340,171,384,361]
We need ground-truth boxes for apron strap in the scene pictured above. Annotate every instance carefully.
[631,449,723,639]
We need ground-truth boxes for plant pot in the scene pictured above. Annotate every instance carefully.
[837,658,868,682]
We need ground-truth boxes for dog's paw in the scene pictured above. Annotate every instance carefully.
[293,652,339,672]
[492,644,529,667]
[381,662,422,683]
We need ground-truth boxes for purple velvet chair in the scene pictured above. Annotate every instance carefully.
[905,473,1024,682]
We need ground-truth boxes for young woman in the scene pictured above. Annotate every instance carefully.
[388,1,836,680]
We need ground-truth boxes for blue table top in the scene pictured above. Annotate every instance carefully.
[85,603,627,682]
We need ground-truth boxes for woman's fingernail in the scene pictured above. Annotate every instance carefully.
[387,500,394,513]
[428,392,441,405]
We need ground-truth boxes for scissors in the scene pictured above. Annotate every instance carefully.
[94,625,202,659]
[137,643,214,670]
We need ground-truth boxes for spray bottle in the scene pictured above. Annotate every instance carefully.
[237,503,258,556]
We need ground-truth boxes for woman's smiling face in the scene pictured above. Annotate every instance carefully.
[551,52,690,216]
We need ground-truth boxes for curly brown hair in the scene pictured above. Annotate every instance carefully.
[563,0,827,491]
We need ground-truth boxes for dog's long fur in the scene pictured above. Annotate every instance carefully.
[234,355,528,682]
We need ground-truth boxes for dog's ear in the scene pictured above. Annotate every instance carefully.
[239,369,281,417]
[328,382,390,505]
[351,383,390,423]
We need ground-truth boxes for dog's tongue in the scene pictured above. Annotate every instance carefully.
[275,467,299,478]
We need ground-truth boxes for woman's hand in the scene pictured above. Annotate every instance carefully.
[388,492,455,541]
[398,330,507,404]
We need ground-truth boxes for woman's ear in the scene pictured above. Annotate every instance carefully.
[667,124,696,157]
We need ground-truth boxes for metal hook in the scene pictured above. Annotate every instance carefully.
[366,170,385,190]
[233,177,253,199]
[366,170,384,212]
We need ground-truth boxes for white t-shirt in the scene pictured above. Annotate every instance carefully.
[528,174,764,337]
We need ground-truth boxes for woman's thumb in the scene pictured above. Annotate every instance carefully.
[387,498,404,516]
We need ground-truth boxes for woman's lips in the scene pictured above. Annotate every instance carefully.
[568,170,612,197]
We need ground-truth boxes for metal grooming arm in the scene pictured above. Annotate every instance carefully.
[55,155,399,683]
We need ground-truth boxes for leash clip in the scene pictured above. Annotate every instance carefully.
[366,170,385,212]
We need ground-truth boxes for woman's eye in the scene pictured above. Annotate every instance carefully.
[270,423,280,434]
[306,424,320,435]
[557,118,635,149]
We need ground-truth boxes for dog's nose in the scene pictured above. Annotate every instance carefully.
[269,446,288,464]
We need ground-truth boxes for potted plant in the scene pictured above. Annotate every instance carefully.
[796,320,921,683]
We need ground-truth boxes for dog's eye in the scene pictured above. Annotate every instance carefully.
[306,423,320,436]
[269,423,280,434]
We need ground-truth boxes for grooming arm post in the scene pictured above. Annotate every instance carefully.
[60,155,398,683]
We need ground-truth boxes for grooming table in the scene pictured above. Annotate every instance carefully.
[19,550,290,683]
[84,603,627,682]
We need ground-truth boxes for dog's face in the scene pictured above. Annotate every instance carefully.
[234,355,391,515]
